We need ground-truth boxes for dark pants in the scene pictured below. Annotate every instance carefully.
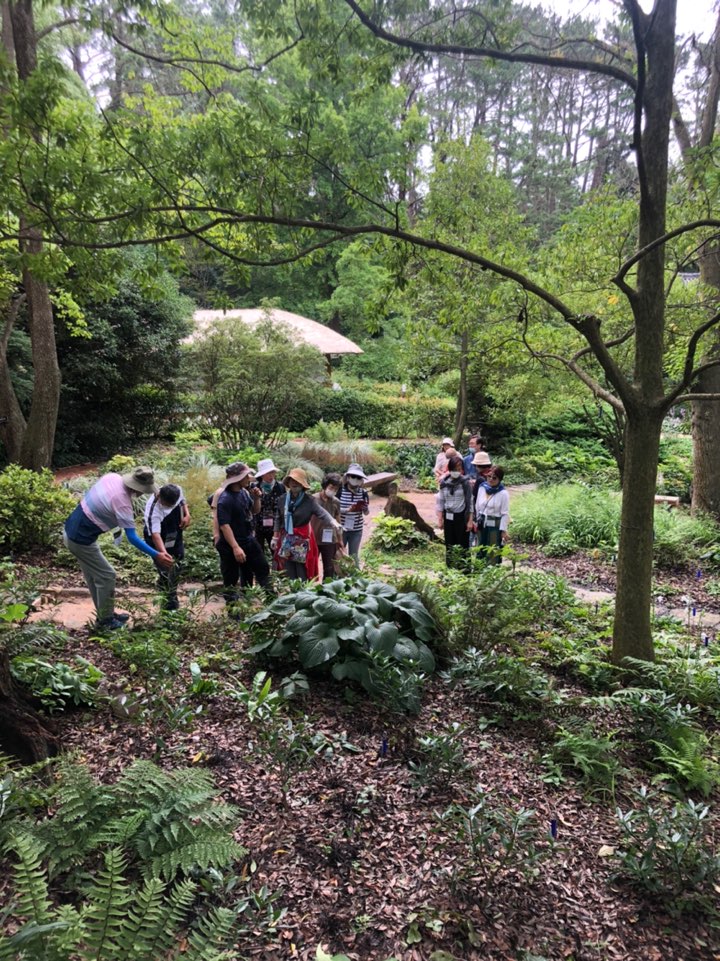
[478,522,503,565]
[153,552,183,610]
[319,542,337,580]
[256,523,275,560]
[444,512,470,571]
[217,538,270,602]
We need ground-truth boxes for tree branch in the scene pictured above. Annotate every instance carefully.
[341,0,637,89]
[613,219,720,284]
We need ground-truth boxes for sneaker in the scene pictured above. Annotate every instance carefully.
[113,612,131,623]
[94,615,127,632]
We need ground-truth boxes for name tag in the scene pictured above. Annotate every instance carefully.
[445,511,455,521]
[263,517,274,527]
[343,515,356,531]
[321,528,334,544]
[485,517,498,528]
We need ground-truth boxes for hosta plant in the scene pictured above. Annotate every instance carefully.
[247,577,436,711]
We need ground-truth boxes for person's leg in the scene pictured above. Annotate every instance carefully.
[63,533,116,620]
[489,527,503,565]
[343,529,362,566]
[284,558,308,581]
[217,545,240,603]
[319,543,336,580]
[246,539,270,589]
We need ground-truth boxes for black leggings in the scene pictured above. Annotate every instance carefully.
[443,512,470,571]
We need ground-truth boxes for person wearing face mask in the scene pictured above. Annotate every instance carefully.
[475,465,510,565]
[252,458,286,565]
[339,463,370,565]
[437,455,474,571]
[271,468,339,581]
[311,472,344,580]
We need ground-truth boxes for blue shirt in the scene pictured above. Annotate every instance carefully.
[463,451,478,480]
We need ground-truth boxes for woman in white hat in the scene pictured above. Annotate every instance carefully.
[339,463,370,565]
[252,458,285,564]
[271,468,339,581]
[63,465,173,630]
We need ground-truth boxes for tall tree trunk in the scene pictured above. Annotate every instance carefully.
[2,0,62,470]
[453,329,468,449]
[612,410,663,663]
[611,0,676,663]
[691,244,720,517]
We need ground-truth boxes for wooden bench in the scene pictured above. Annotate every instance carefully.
[364,471,398,496]
[654,494,681,508]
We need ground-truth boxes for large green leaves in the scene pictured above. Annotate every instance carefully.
[245,576,438,708]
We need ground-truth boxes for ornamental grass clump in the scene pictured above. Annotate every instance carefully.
[247,576,437,712]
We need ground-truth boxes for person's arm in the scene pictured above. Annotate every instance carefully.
[220,523,247,563]
[125,527,173,567]
[499,492,510,540]
[464,480,474,530]
[180,500,191,529]
[311,499,341,529]
[249,486,262,514]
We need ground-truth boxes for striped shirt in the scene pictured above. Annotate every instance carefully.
[339,484,369,532]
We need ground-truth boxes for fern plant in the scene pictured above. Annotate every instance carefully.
[0,835,240,961]
[0,759,249,961]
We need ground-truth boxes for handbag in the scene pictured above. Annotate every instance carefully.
[279,533,309,564]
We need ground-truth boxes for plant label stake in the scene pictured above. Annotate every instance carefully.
[379,737,388,758]
[703,633,710,648]
[549,819,558,840]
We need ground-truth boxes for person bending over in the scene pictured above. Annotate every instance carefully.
[63,466,173,630]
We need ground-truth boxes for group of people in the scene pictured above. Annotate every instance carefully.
[61,434,506,628]
[434,434,509,571]
[63,460,371,628]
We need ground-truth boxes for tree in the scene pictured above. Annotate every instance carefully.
[671,8,720,518]
[185,316,328,447]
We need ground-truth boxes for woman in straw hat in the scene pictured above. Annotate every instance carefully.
[63,465,173,631]
[272,468,339,581]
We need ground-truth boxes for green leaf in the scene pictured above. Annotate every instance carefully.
[298,629,340,668]
[367,622,399,654]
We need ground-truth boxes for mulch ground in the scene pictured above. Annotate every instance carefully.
[39,617,719,961]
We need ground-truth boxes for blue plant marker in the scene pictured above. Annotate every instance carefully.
[379,737,388,758]
[697,569,703,580]
[550,819,558,840]
[692,606,697,617]
[703,633,710,648]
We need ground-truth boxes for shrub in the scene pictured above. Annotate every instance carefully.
[436,789,553,897]
[247,576,437,712]
[370,515,429,551]
[510,484,621,550]
[613,787,720,914]
[10,655,103,713]
[0,466,76,554]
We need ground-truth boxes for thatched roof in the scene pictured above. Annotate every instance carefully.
[189,308,363,356]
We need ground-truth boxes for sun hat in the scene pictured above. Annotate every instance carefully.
[345,463,368,480]
[255,457,278,478]
[218,462,254,491]
[122,466,158,495]
[472,451,492,466]
[441,437,454,447]
[283,467,311,490]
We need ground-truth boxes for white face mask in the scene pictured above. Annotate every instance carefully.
[347,477,362,487]
[449,471,461,479]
